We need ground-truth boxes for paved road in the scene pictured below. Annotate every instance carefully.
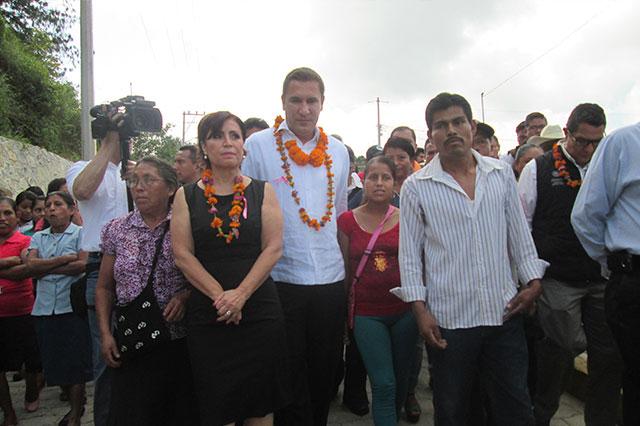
[5,360,586,426]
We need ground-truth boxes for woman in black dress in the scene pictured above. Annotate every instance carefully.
[171,111,290,426]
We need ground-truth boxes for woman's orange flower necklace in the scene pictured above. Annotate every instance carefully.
[273,115,334,231]
[202,169,246,244]
[552,143,581,188]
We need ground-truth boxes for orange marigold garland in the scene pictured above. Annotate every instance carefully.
[552,143,581,188]
[202,169,246,244]
[273,115,334,231]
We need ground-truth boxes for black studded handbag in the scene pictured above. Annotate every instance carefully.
[113,224,171,361]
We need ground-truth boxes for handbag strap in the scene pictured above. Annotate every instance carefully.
[352,205,395,284]
[144,222,169,290]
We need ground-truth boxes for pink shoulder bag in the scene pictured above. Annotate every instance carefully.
[348,205,395,329]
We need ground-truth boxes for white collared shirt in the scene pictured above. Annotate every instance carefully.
[66,161,128,252]
[518,142,589,230]
[242,120,349,285]
[391,150,548,329]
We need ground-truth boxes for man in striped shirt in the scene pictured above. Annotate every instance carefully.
[392,93,548,426]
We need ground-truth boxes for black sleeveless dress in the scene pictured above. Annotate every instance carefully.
[184,180,290,425]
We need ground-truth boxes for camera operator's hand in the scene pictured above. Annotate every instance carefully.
[72,112,126,201]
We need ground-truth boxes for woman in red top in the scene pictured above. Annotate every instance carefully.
[337,156,418,426]
[0,197,42,426]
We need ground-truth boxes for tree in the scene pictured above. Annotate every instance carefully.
[130,124,181,163]
[0,0,78,76]
[0,16,81,158]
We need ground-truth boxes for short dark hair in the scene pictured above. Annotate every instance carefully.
[391,126,416,143]
[383,137,416,160]
[516,121,527,132]
[525,112,546,125]
[0,196,16,211]
[47,177,67,194]
[15,190,37,207]
[45,191,76,208]
[282,67,325,97]
[345,145,356,163]
[26,186,44,197]
[565,103,606,134]
[475,122,495,139]
[197,111,246,169]
[244,117,269,132]
[364,156,397,182]
[178,145,198,162]
[366,145,383,161]
[425,93,473,130]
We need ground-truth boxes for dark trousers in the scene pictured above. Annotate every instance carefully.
[534,279,622,426]
[86,252,111,426]
[342,330,368,404]
[274,281,346,426]
[605,271,640,426]
[430,316,533,426]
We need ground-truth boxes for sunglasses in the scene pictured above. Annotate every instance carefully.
[567,131,602,147]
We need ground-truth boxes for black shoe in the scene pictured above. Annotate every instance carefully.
[57,406,85,426]
[343,399,370,416]
[404,393,421,423]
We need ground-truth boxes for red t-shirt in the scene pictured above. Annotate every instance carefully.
[338,210,408,317]
[0,231,34,317]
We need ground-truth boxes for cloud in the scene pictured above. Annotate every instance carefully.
[59,0,639,156]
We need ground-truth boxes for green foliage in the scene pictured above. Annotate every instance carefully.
[130,124,181,163]
[0,16,81,159]
[0,0,78,75]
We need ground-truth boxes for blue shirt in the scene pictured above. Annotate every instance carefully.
[572,122,640,268]
[30,223,83,316]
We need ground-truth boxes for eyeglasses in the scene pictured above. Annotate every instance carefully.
[567,131,602,147]
[126,176,163,189]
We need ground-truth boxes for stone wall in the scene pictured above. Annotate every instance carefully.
[0,136,74,197]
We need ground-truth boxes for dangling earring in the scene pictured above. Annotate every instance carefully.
[203,154,208,160]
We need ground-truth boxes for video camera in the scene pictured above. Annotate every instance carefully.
[90,96,162,141]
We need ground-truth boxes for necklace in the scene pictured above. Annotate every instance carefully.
[552,143,581,188]
[202,169,246,244]
[273,115,334,230]
[274,115,328,167]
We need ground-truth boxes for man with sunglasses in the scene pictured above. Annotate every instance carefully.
[572,123,640,426]
[518,103,622,426]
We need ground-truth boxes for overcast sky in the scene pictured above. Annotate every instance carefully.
[64,0,639,156]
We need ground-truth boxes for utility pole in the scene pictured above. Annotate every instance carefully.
[80,0,95,160]
[182,111,206,144]
[481,92,485,122]
[368,97,388,147]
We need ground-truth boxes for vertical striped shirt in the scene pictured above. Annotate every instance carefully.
[391,150,548,329]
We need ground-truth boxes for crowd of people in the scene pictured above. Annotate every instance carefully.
[1,66,638,426]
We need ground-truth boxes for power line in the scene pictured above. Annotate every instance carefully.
[139,15,157,63]
[484,10,602,97]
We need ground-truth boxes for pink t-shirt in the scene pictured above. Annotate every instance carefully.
[0,231,34,317]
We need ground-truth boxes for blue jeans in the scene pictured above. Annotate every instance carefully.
[86,253,111,426]
[353,311,418,426]
[430,316,533,426]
